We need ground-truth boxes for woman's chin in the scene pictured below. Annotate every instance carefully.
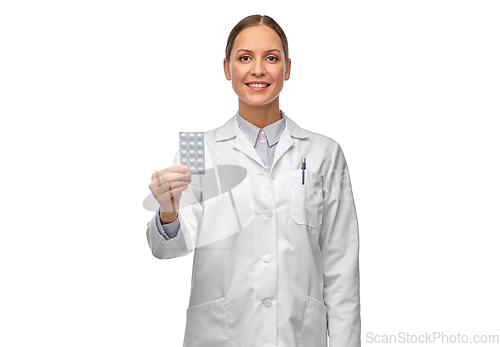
[240,95,278,106]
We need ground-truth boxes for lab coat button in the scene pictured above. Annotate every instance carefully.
[260,130,265,135]
[265,210,273,218]
[263,298,272,307]
[260,139,265,144]
[263,254,272,263]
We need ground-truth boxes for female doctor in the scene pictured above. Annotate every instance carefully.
[147,14,361,347]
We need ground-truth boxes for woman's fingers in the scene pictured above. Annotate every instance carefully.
[152,176,191,197]
[149,165,192,213]
[150,164,190,182]
[156,183,190,213]
[149,167,191,191]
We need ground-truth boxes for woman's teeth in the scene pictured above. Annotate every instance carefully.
[247,84,269,88]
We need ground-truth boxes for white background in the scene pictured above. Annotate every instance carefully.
[1,1,499,346]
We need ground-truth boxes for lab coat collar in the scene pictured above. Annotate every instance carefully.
[215,111,309,172]
[215,110,309,142]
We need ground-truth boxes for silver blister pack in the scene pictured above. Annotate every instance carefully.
[179,132,205,174]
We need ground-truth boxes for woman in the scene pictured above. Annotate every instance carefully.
[147,14,361,347]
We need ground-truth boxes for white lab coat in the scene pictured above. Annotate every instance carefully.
[146,113,361,347]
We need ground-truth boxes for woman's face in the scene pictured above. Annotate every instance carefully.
[224,25,291,107]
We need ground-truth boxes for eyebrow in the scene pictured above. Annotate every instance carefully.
[236,49,281,55]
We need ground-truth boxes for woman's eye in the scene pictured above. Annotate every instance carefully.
[239,56,278,62]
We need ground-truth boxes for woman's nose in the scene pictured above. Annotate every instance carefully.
[251,62,266,76]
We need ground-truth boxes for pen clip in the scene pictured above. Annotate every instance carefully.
[301,158,306,185]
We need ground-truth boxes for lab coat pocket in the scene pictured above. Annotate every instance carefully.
[298,296,328,347]
[184,297,230,347]
[290,169,323,229]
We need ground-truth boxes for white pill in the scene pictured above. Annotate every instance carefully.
[196,142,203,149]
[188,133,195,140]
[197,167,204,174]
[196,133,203,140]
[189,150,195,157]
[181,150,187,157]
[190,167,197,174]
[197,159,204,166]
[197,150,203,157]
[180,142,187,148]
[189,142,195,149]
[181,158,187,164]
[180,133,187,140]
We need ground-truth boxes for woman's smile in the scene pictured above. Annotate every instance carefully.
[245,81,271,91]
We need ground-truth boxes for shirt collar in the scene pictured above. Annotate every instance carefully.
[215,110,308,142]
[236,109,287,147]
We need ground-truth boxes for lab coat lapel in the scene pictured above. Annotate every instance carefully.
[215,114,264,169]
[270,126,294,172]
[233,126,266,168]
[271,115,309,172]
[215,112,309,171]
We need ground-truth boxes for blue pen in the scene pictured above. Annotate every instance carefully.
[302,158,306,185]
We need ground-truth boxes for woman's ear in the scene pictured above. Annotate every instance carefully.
[223,58,231,81]
[284,58,291,81]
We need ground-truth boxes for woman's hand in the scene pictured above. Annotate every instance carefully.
[149,165,192,224]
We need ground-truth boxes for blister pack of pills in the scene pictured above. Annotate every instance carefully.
[179,132,205,174]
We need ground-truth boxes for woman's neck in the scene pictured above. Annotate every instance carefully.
[237,100,282,129]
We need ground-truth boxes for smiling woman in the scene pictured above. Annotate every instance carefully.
[146,14,361,347]
[223,16,291,128]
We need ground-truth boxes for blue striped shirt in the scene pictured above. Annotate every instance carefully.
[156,109,287,240]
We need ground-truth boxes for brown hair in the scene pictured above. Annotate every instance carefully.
[225,15,289,66]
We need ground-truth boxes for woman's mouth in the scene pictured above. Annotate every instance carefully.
[245,83,271,91]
